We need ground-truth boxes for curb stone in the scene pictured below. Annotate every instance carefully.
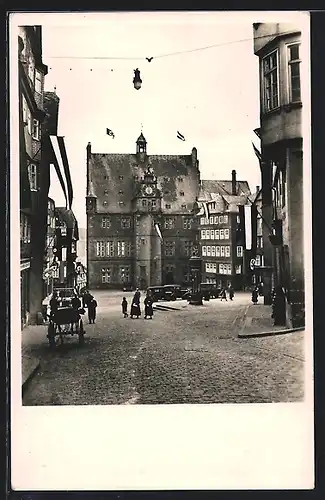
[238,326,305,339]
[22,356,41,391]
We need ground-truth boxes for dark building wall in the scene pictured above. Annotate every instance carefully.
[19,25,50,325]
[254,23,304,323]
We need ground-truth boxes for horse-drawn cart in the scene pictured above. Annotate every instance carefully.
[47,306,85,348]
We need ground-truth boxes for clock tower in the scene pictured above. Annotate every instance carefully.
[133,161,162,289]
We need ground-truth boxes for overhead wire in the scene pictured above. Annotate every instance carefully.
[46,29,298,63]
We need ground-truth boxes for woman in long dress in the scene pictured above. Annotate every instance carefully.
[144,292,154,319]
[130,289,141,319]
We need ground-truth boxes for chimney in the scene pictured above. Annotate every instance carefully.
[231,170,237,195]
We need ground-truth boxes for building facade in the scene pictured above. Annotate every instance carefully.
[248,186,265,286]
[19,26,48,326]
[54,208,79,288]
[197,171,252,290]
[43,197,57,298]
[253,22,304,326]
[86,134,200,289]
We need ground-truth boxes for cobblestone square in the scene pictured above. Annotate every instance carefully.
[22,291,305,405]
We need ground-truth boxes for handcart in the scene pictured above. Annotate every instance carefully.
[47,306,85,348]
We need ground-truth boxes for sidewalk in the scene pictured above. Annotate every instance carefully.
[238,303,305,338]
[21,323,48,389]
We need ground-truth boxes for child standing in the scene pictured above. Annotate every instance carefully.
[122,297,128,318]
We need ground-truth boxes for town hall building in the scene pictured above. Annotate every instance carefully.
[86,134,201,289]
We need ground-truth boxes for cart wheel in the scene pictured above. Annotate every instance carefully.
[78,320,85,346]
[48,323,56,348]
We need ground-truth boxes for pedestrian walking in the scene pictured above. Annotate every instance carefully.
[144,291,154,319]
[258,282,264,296]
[130,289,141,319]
[130,300,141,319]
[220,288,227,301]
[122,297,128,318]
[71,292,81,311]
[49,291,62,333]
[71,292,82,332]
[134,288,141,303]
[251,287,259,305]
[82,290,93,309]
[88,297,97,323]
[227,285,234,301]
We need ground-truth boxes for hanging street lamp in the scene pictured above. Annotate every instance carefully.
[133,68,142,90]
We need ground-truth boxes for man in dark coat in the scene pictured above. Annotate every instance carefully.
[228,285,234,301]
[252,287,259,304]
[70,292,81,332]
[82,290,93,309]
[49,291,62,333]
[88,297,97,323]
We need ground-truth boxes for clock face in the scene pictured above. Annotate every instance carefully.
[145,186,153,195]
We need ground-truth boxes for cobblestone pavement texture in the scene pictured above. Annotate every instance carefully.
[22,291,305,405]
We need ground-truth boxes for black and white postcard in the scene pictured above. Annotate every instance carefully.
[10,10,314,491]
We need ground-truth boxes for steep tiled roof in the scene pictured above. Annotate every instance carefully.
[197,184,250,214]
[88,150,200,214]
[201,179,251,197]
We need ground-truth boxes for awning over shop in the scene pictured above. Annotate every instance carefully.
[49,136,73,210]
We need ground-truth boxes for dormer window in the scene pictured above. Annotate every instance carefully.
[103,201,108,206]
[180,191,184,196]
[119,175,124,181]
[164,177,169,182]
[104,189,108,195]
[181,204,187,209]
[119,190,124,195]
[119,201,124,206]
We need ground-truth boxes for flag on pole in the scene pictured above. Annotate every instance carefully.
[252,141,262,162]
[154,222,163,240]
[106,128,115,138]
[177,131,185,141]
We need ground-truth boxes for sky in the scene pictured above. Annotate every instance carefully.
[42,13,263,229]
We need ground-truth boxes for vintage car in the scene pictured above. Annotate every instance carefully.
[122,282,134,292]
[147,286,166,302]
[199,283,221,299]
[162,284,184,301]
